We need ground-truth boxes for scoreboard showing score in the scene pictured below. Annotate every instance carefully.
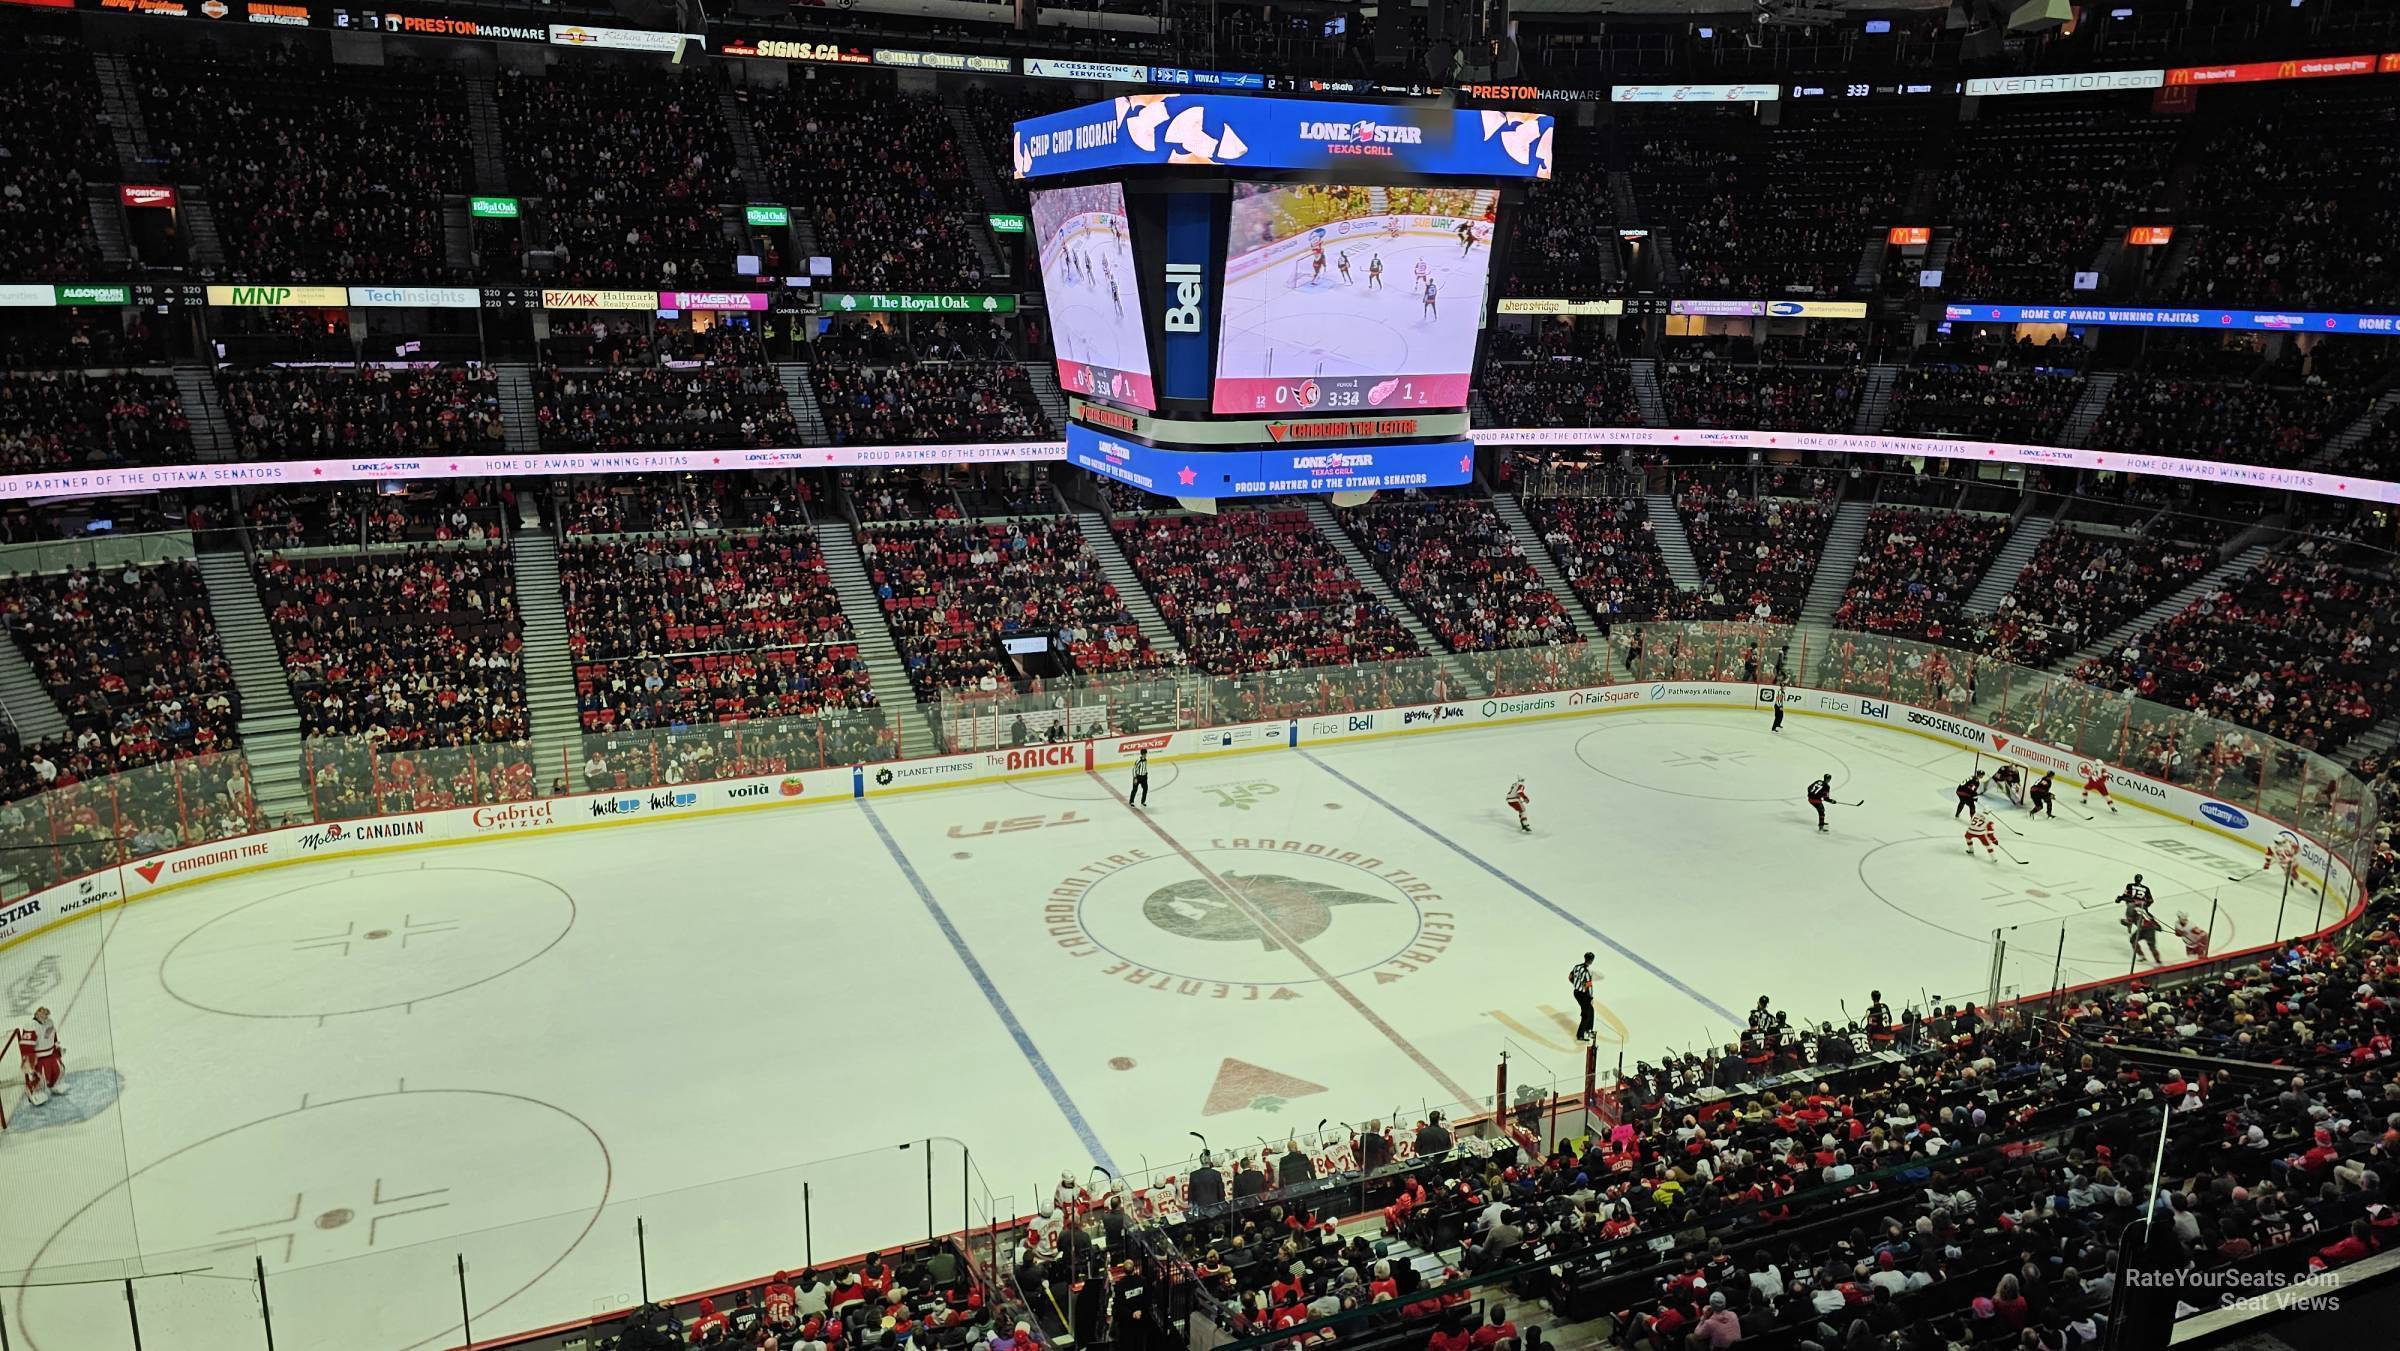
[1029,182,1157,411]
[1212,182,1496,413]
[1016,95,1544,482]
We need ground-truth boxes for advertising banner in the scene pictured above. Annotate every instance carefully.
[745,205,790,227]
[872,47,1012,73]
[1943,301,2400,335]
[659,291,770,311]
[1468,426,2400,504]
[1611,83,1780,102]
[349,10,546,40]
[1964,69,2165,96]
[1496,298,1624,315]
[1671,299,1765,316]
[2126,226,2175,246]
[1887,226,1932,246]
[470,196,520,219]
[1149,67,1268,91]
[58,284,130,306]
[1160,192,1215,403]
[1767,300,1869,319]
[206,284,349,307]
[987,213,1028,234]
[820,292,1017,315]
[0,285,55,307]
[119,184,178,208]
[1067,400,1465,446]
[549,23,697,52]
[719,36,871,63]
[349,286,481,308]
[1063,424,1470,498]
[1024,59,1148,82]
[1012,96,1552,181]
[541,288,662,311]
[2167,54,2381,86]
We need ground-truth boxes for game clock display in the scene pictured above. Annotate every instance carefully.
[1211,182,1496,414]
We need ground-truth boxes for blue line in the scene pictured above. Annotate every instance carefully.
[1299,749,1743,1027]
[857,800,1118,1173]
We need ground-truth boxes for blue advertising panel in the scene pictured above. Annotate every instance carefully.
[1159,193,1217,402]
[1149,67,1269,91]
[1945,302,2400,335]
[1013,96,1553,181]
[1066,423,1471,497]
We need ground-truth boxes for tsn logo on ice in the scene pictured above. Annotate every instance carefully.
[1162,262,1205,332]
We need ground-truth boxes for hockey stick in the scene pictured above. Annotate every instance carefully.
[1993,839,2033,866]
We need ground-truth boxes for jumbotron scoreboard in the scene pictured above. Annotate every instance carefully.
[1013,95,1553,504]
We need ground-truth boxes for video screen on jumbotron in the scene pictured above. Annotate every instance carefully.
[1213,182,1496,414]
[1030,181,1157,411]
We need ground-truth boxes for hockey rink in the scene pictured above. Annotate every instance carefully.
[1213,224,1490,411]
[0,708,2334,1350]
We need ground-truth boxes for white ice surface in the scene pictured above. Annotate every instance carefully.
[0,709,2314,1349]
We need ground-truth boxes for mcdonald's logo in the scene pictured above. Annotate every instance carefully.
[2279,60,2299,78]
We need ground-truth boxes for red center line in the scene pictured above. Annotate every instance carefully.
[1087,769,1477,1106]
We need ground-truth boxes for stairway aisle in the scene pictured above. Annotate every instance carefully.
[0,628,66,747]
[1489,493,1603,639]
[778,364,829,443]
[508,535,585,793]
[1798,500,1874,627]
[1627,358,1667,426]
[1073,512,1180,656]
[495,364,543,458]
[2060,542,2274,674]
[2057,372,2118,449]
[1023,363,1070,432]
[195,551,309,824]
[1851,363,1903,434]
[1303,500,1481,696]
[173,366,234,462]
[816,520,941,758]
[1643,491,1705,592]
[1963,506,2060,617]
[2310,388,2400,468]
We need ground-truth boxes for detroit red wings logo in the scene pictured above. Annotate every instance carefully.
[1143,873,1389,950]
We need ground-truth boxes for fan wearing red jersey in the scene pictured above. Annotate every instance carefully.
[1505,779,1530,833]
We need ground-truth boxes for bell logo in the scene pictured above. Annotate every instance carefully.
[1163,262,1204,333]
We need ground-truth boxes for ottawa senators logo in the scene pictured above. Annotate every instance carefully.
[1142,872,1390,949]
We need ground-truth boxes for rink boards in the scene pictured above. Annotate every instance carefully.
[0,680,2363,963]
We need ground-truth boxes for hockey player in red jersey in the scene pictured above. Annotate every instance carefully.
[1505,779,1530,833]
[1964,809,1999,859]
[2081,766,2117,813]
[2266,835,2301,881]
[2173,912,2211,960]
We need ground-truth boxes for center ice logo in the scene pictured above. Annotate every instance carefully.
[1143,872,1389,950]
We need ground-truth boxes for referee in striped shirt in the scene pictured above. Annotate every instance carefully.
[1570,953,1595,1043]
